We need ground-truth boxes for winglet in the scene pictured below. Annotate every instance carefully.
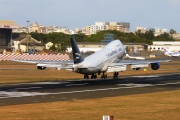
[71,37,84,64]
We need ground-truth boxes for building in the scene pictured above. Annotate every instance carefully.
[135,26,168,36]
[67,42,106,53]
[148,41,180,52]
[83,22,130,35]
[154,28,168,36]
[108,22,120,31]
[45,42,53,50]
[117,22,130,32]
[82,26,91,35]
[67,34,143,53]
[172,33,180,40]
[46,26,70,34]
[135,26,148,33]
[12,26,28,33]
[12,34,44,53]
[0,20,19,53]
[29,22,44,33]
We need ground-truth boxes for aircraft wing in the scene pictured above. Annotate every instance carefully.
[12,59,74,64]
[109,59,172,66]
[107,59,172,72]
[11,59,74,69]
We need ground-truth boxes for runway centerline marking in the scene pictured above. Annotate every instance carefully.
[0,82,179,99]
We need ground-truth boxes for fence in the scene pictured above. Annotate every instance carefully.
[0,54,70,61]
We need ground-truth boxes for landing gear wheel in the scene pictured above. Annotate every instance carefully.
[91,74,97,79]
[101,74,107,79]
[84,75,89,79]
[113,72,119,79]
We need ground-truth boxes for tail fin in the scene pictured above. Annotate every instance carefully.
[70,37,84,64]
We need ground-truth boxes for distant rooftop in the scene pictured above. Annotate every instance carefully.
[0,20,19,29]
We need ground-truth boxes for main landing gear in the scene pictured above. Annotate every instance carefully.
[84,75,89,79]
[91,74,97,79]
[113,72,119,79]
[101,72,107,79]
[84,74,97,79]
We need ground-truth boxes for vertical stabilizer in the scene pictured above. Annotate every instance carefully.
[71,37,84,64]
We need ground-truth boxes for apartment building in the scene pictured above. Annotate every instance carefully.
[12,21,130,35]
[154,28,168,36]
[13,22,71,34]
[135,26,148,33]
[83,22,130,35]
[135,26,168,36]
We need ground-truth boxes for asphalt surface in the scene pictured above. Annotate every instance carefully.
[0,73,180,106]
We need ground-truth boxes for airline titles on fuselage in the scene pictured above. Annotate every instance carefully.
[106,47,122,58]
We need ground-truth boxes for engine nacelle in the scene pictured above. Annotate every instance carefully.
[37,66,46,70]
[151,63,160,70]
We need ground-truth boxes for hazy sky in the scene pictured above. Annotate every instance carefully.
[1,0,180,32]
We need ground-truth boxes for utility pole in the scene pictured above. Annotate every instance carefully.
[26,20,30,52]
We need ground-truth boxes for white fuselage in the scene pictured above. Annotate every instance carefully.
[165,51,180,57]
[73,40,125,75]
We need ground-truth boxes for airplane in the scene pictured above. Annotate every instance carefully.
[125,53,145,60]
[12,37,172,79]
[164,48,180,57]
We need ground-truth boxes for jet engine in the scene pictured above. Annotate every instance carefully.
[37,66,46,70]
[151,63,160,70]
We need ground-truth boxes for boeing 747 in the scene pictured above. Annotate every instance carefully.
[12,37,171,79]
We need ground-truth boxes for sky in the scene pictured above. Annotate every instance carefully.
[1,0,180,32]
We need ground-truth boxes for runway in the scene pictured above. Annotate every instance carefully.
[0,73,180,106]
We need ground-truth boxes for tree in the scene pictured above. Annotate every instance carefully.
[25,29,176,52]
[170,29,176,34]
[49,44,56,51]
[144,30,154,40]
[155,33,174,41]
